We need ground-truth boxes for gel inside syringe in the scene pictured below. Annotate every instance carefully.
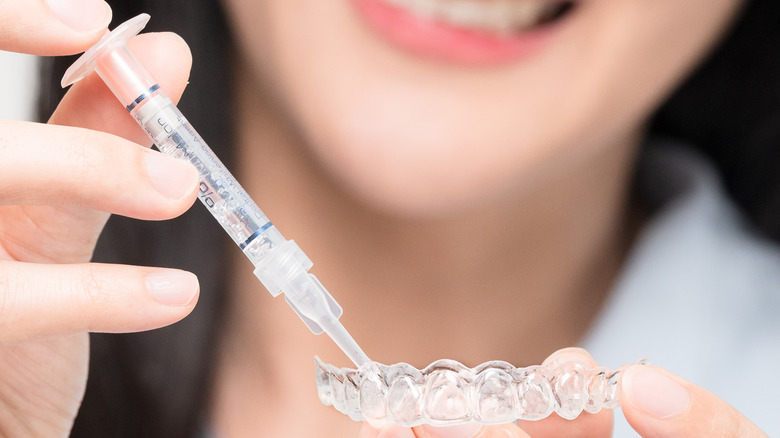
[62,14,370,367]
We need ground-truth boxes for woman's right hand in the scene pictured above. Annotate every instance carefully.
[0,1,199,435]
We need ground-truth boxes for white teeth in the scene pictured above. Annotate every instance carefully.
[483,1,516,33]
[380,0,568,34]
[444,1,488,28]
[410,0,439,17]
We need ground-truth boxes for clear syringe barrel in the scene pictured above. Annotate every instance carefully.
[134,91,280,258]
[94,41,282,264]
[61,14,370,367]
[126,89,369,366]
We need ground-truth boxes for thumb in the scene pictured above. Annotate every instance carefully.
[415,424,529,438]
[358,423,531,438]
[0,0,111,55]
[621,365,768,437]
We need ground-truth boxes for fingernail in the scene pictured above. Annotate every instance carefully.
[144,152,198,200]
[45,0,112,33]
[146,270,199,306]
[544,351,592,369]
[623,366,691,419]
[420,424,482,438]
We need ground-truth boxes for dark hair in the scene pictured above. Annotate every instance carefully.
[652,0,780,239]
[40,1,234,436]
[36,0,780,436]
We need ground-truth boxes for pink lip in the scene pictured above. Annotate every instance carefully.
[352,0,568,65]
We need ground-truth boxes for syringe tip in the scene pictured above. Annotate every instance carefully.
[321,318,371,367]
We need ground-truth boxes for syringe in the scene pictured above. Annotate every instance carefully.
[62,14,370,367]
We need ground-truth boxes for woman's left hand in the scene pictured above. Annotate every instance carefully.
[358,348,769,438]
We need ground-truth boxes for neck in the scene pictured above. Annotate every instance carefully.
[211,66,642,437]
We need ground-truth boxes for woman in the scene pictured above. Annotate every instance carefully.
[0,0,776,436]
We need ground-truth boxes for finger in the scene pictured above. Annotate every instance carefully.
[49,31,193,147]
[0,0,111,55]
[417,424,531,438]
[621,365,768,438]
[359,423,532,438]
[0,261,199,344]
[0,119,198,220]
[540,347,598,369]
[518,412,612,438]
[359,423,415,438]
[11,32,194,252]
[516,347,613,437]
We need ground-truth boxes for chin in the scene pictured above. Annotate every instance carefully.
[336,169,488,219]
[306,120,553,220]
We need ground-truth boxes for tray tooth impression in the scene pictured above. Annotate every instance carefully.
[314,356,646,427]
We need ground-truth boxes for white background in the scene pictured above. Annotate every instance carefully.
[0,51,40,121]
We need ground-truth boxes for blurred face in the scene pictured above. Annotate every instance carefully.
[221,0,744,217]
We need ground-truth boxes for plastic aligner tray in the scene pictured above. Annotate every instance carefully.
[315,356,646,427]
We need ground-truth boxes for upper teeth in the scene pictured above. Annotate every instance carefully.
[380,0,565,33]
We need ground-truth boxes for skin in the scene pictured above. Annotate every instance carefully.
[221,0,741,218]
[0,0,768,437]
[0,1,200,435]
[213,0,765,436]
